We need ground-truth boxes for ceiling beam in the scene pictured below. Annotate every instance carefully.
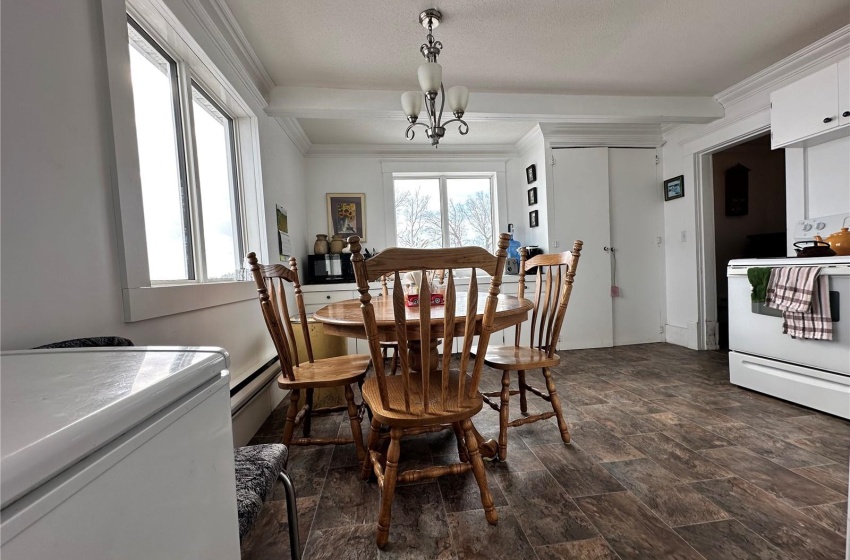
[265,86,724,124]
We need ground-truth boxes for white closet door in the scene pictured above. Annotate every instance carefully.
[551,147,614,349]
[608,148,665,345]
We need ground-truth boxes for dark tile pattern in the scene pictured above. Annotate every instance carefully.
[241,343,850,559]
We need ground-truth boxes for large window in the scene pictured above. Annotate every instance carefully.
[393,176,494,251]
[128,16,243,283]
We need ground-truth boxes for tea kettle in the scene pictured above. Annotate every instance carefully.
[825,227,850,256]
[793,236,836,258]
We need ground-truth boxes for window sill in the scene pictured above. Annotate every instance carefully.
[122,281,256,322]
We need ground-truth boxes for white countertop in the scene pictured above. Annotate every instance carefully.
[728,256,850,268]
[0,347,229,509]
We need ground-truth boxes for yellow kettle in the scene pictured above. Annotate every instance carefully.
[825,227,850,256]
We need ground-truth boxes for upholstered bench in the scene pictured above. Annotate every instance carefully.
[234,444,300,559]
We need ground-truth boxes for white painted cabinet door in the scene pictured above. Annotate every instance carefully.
[771,64,839,148]
[608,148,665,345]
[838,58,850,127]
[551,147,614,349]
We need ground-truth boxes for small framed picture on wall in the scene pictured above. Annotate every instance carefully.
[664,175,685,201]
[526,164,537,184]
[527,187,538,206]
[529,210,539,228]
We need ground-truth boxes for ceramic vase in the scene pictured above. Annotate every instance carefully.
[314,234,329,255]
[329,234,345,254]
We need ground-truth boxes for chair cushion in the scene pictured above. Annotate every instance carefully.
[234,444,288,540]
[34,336,134,349]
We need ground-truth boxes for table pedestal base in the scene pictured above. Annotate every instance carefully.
[406,339,498,460]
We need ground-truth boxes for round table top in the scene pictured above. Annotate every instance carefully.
[313,293,533,341]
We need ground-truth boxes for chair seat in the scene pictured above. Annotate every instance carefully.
[234,444,288,540]
[362,369,483,428]
[473,345,560,370]
[277,354,371,389]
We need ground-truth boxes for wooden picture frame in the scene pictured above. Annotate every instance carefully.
[529,210,539,228]
[664,175,685,201]
[326,193,366,242]
[526,164,537,184]
[527,187,538,206]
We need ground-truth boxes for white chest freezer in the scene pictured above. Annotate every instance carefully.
[1,347,240,560]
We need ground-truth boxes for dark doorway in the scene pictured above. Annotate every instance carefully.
[713,134,786,349]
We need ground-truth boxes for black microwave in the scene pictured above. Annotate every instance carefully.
[306,254,355,284]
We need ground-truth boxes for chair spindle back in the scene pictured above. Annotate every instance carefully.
[350,234,511,414]
[514,241,583,357]
[248,252,314,381]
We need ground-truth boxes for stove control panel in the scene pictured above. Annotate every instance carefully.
[794,213,850,240]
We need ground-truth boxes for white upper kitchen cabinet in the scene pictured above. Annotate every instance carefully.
[771,61,849,149]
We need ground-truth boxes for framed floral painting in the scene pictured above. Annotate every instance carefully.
[326,193,366,242]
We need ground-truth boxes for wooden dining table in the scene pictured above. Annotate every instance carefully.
[313,291,533,458]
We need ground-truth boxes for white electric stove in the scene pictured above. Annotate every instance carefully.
[727,213,850,419]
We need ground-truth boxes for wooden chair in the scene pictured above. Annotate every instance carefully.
[474,242,583,461]
[248,252,368,461]
[379,270,446,375]
[379,275,400,375]
[350,235,509,549]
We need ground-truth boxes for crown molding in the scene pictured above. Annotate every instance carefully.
[541,122,663,147]
[205,0,276,94]
[276,117,312,156]
[715,24,850,108]
[305,143,518,158]
[180,0,268,109]
[515,125,544,155]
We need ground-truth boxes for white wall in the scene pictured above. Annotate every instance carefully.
[661,49,849,349]
[304,155,529,253]
[511,136,548,249]
[0,0,307,386]
[806,136,850,219]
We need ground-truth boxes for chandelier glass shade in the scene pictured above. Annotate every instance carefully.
[402,9,469,147]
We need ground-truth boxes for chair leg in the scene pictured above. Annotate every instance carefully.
[390,349,398,375]
[376,427,402,549]
[361,417,382,480]
[282,390,300,446]
[543,367,570,444]
[517,370,529,416]
[498,371,511,462]
[461,418,497,525]
[303,389,314,437]
[278,471,302,560]
[451,422,469,463]
[345,384,366,461]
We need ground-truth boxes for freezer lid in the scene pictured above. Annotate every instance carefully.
[0,347,229,510]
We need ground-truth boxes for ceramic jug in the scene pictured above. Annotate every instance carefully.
[314,234,329,255]
[329,234,346,254]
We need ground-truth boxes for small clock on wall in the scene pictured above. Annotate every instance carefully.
[526,164,537,184]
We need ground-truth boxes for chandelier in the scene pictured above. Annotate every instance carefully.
[401,9,469,147]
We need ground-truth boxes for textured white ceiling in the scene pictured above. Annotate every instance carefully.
[298,118,536,145]
[225,0,848,96]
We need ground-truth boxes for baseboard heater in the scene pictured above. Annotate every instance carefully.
[230,356,279,416]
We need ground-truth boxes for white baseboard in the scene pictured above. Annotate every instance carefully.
[665,323,700,349]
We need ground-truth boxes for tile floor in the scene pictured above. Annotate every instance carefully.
[240,343,850,559]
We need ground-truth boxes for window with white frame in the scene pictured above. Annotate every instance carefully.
[127,15,244,283]
[393,176,494,251]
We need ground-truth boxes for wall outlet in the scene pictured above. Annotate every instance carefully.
[680,230,687,243]
[553,240,560,248]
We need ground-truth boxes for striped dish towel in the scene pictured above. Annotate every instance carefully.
[765,267,832,340]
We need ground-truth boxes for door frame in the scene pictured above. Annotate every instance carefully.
[692,125,771,350]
